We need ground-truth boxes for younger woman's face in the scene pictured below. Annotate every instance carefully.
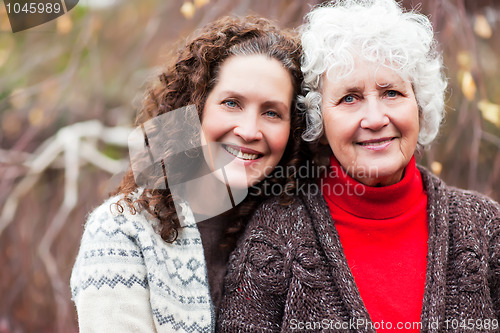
[201,54,293,188]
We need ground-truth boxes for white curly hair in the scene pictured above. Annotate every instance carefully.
[299,0,447,147]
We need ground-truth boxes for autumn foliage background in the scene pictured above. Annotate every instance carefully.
[0,0,499,332]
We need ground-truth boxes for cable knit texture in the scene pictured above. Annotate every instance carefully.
[323,156,428,332]
[218,166,500,332]
[70,195,214,332]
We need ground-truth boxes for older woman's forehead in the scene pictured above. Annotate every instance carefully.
[323,61,411,89]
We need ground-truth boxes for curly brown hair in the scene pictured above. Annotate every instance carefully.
[112,15,305,243]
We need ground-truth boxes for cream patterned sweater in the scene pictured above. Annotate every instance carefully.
[70,195,213,332]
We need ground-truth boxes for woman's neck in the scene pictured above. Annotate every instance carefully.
[182,164,246,221]
[322,155,422,220]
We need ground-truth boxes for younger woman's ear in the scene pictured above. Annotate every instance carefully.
[319,133,329,146]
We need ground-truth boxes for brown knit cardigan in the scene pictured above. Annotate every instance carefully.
[217,166,500,332]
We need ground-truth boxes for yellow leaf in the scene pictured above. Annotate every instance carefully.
[457,51,472,70]
[0,5,11,31]
[478,100,500,128]
[180,2,195,19]
[194,0,209,8]
[461,71,476,101]
[29,107,44,126]
[10,89,29,110]
[474,14,492,39]
[431,161,442,176]
[57,14,73,35]
[39,80,61,107]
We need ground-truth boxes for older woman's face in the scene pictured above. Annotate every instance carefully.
[321,60,419,186]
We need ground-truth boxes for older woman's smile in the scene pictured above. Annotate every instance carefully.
[356,137,397,150]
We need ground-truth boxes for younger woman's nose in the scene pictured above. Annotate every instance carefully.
[233,113,263,141]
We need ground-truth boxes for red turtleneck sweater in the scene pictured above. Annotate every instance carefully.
[322,156,428,332]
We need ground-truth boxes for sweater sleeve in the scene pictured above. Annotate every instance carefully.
[488,215,500,319]
[217,198,293,332]
[70,198,157,333]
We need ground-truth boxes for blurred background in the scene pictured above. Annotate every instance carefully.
[0,0,499,331]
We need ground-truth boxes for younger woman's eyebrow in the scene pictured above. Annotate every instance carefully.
[218,90,289,109]
[262,100,289,112]
[218,90,246,99]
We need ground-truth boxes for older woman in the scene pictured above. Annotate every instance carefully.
[218,0,500,332]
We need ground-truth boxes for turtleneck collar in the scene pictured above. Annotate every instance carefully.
[321,155,423,220]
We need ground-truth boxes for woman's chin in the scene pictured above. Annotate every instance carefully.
[349,161,405,186]
[362,169,404,186]
[211,168,252,189]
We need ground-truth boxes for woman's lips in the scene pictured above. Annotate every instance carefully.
[356,137,396,151]
[223,144,263,160]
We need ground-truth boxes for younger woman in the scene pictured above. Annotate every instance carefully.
[70,15,303,332]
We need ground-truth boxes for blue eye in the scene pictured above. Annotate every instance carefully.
[264,110,280,118]
[342,95,355,103]
[223,100,238,108]
[386,90,400,98]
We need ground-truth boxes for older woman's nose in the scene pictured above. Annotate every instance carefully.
[233,112,264,142]
[360,99,390,130]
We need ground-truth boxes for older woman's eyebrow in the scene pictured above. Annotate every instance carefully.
[376,81,408,91]
[336,86,364,94]
[376,82,392,88]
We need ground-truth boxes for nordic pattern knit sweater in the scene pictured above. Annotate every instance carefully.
[217,166,500,332]
[70,195,214,332]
